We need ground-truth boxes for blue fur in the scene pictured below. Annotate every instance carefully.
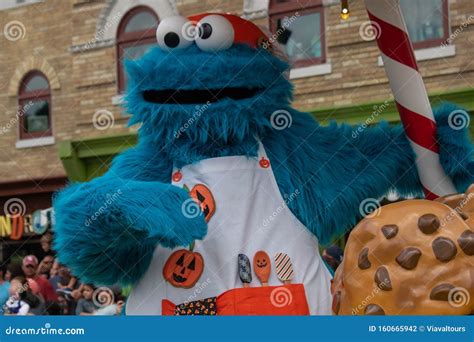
[54,43,474,286]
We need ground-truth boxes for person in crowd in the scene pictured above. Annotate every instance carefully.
[7,262,22,279]
[26,278,46,315]
[49,261,66,291]
[3,276,42,315]
[50,263,79,295]
[46,293,72,315]
[49,259,60,278]
[21,255,57,303]
[4,277,30,315]
[0,265,10,309]
[322,245,344,272]
[75,284,97,316]
[37,255,54,279]
[37,232,56,261]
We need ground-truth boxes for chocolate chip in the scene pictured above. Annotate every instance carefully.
[374,266,392,291]
[458,230,474,256]
[358,248,371,270]
[432,237,457,262]
[396,247,422,270]
[430,283,455,301]
[418,214,440,234]
[365,304,385,315]
[381,224,399,239]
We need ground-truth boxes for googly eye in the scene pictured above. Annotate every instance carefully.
[156,16,194,50]
[195,15,234,52]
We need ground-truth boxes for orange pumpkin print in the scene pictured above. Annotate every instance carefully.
[163,249,204,288]
[189,184,216,223]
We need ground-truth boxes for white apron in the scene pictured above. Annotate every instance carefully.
[126,142,332,315]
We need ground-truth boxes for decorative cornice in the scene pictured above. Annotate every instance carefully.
[242,9,268,20]
[242,0,269,20]
[69,38,115,54]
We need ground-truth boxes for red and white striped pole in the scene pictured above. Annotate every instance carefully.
[364,0,456,199]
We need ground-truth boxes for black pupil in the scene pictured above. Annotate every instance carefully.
[164,32,180,48]
[199,23,212,40]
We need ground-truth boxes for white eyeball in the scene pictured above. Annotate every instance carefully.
[156,16,194,51]
[195,15,234,52]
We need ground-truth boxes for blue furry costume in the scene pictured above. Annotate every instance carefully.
[54,14,474,313]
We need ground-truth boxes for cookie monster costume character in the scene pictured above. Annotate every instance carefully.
[54,13,474,315]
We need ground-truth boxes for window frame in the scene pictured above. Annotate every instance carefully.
[269,0,326,68]
[18,71,52,140]
[116,6,159,93]
[405,0,450,50]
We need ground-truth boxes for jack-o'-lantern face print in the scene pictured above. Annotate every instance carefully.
[189,184,216,222]
[253,250,271,279]
[256,256,268,268]
[163,250,204,288]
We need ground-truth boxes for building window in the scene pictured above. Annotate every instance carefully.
[116,6,159,93]
[269,0,325,68]
[400,0,449,49]
[18,71,52,140]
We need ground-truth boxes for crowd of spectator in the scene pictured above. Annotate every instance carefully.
[0,232,125,316]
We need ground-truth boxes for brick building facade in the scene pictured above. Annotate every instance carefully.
[0,0,473,256]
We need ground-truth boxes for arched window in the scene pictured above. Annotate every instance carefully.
[116,6,159,93]
[18,71,52,140]
[269,0,326,68]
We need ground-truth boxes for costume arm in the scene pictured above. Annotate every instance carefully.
[348,103,474,195]
[54,143,207,285]
[266,103,474,244]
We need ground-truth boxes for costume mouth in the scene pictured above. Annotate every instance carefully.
[143,87,261,105]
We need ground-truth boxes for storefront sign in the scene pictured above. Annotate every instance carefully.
[0,208,53,240]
